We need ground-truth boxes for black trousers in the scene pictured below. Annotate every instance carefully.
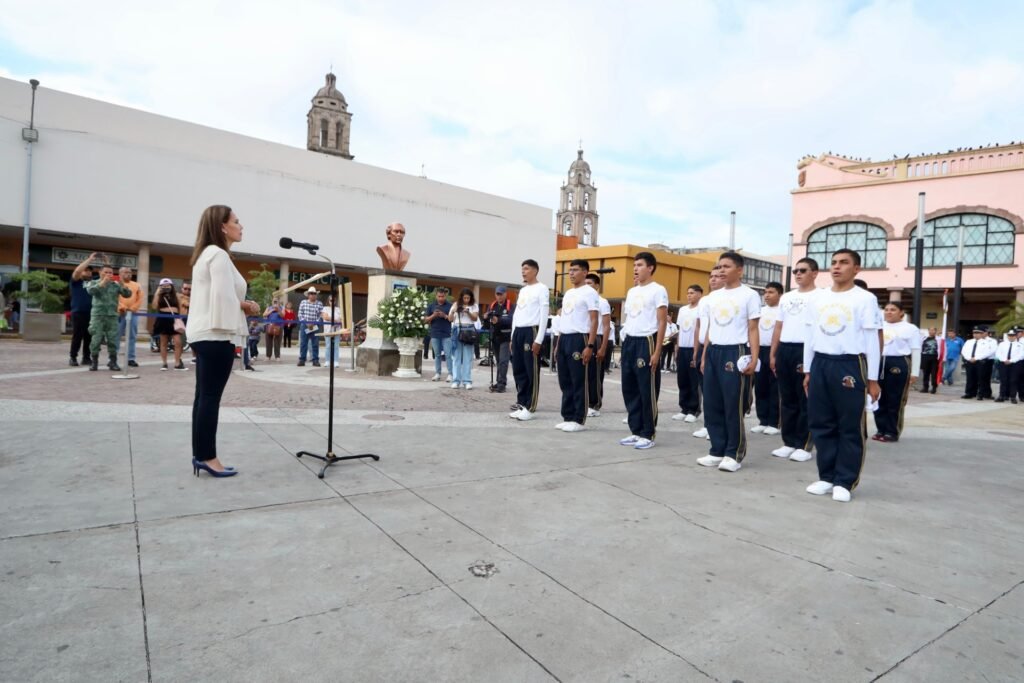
[808,353,868,490]
[776,342,811,450]
[556,333,588,423]
[511,326,540,412]
[620,335,660,439]
[964,359,994,398]
[660,342,674,371]
[703,344,752,460]
[875,356,910,439]
[1017,360,1024,400]
[675,345,702,417]
[492,336,511,389]
[919,355,938,391]
[753,345,779,427]
[587,335,605,409]
[192,340,236,462]
[997,361,1018,399]
[70,311,92,360]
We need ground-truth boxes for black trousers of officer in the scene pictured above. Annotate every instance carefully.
[703,344,752,460]
[874,356,910,439]
[675,345,702,417]
[587,335,605,410]
[808,353,868,490]
[997,361,1019,399]
[511,326,540,412]
[556,333,588,424]
[919,354,938,391]
[965,359,994,398]
[621,335,660,440]
[69,311,92,361]
[753,345,779,427]
[1017,360,1024,400]
[776,342,811,450]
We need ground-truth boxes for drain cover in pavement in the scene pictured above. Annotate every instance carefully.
[468,561,498,578]
[362,413,405,421]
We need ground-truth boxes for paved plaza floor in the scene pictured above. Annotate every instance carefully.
[1,340,1022,682]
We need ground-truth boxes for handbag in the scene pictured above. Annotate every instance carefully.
[164,297,187,334]
[458,324,478,345]
[266,323,282,336]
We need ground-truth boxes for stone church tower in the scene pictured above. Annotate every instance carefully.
[307,73,353,159]
[555,148,599,246]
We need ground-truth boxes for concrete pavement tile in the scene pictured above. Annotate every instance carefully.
[0,526,147,683]
[0,422,135,537]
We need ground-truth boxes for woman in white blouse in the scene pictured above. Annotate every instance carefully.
[185,205,259,478]
[447,287,479,389]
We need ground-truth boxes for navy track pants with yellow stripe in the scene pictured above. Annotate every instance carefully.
[808,353,868,490]
[703,344,752,460]
[620,335,660,440]
[511,326,540,412]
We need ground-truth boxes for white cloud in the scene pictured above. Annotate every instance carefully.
[2,0,1022,257]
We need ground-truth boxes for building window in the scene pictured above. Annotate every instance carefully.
[336,122,343,150]
[567,192,573,210]
[319,119,329,147]
[806,222,888,269]
[908,213,1015,267]
[582,217,592,245]
[562,218,573,236]
[584,192,590,210]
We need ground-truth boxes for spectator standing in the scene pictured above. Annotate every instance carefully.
[486,286,515,393]
[263,299,285,361]
[321,295,343,367]
[246,318,261,369]
[69,252,96,366]
[297,287,324,367]
[116,267,144,368]
[424,289,453,381]
[942,329,965,386]
[448,288,479,389]
[151,278,188,371]
[85,265,132,371]
[282,301,297,348]
[919,327,940,393]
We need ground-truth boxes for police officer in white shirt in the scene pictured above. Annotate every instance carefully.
[554,260,600,432]
[960,325,998,400]
[696,252,762,472]
[672,284,704,423]
[803,248,881,503]
[995,328,1023,403]
[769,257,819,462]
[873,301,922,443]
[752,282,782,436]
[509,259,549,421]
[585,273,612,417]
[619,252,669,450]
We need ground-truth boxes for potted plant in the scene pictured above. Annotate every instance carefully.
[10,270,67,341]
[368,287,431,378]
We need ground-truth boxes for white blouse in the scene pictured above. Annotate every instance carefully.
[184,245,249,344]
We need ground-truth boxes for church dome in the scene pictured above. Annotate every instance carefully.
[568,149,591,179]
[313,73,347,107]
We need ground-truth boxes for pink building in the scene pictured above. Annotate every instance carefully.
[791,144,1024,333]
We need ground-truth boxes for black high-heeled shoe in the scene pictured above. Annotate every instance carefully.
[192,459,238,477]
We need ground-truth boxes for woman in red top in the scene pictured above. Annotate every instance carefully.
[282,301,297,348]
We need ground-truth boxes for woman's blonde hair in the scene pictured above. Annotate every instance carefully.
[190,205,233,266]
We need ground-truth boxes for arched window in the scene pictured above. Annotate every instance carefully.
[582,218,593,245]
[319,119,329,147]
[806,222,888,269]
[908,213,1015,267]
[584,192,590,211]
[567,193,573,210]
[336,122,343,149]
[562,218,573,236]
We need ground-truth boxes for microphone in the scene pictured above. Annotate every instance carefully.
[279,237,320,252]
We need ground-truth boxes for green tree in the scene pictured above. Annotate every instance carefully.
[10,270,67,314]
[246,264,279,310]
[993,301,1024,336]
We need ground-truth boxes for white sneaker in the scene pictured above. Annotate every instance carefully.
[450,382,459,389]
[671,412,687,421]
[832,486,851,502]
[693,427,709,438]
[751,425,766,433]
[445,374,452,382]
[620,435,640,446]
[684,414,698,423]
[718,457,741,472]
[696,455,723,467]
[554,422,570,430]
[509,409,524,419]
[806,481,834,495]
[587,408,600,417]
[431,373,441,381]
[465,383,473,390]
[515,410,535,422]
[633,437,654,450]
[763,426,780,436]
[561,422,586,432]
[772,446,796,458]
[789,449,813,462]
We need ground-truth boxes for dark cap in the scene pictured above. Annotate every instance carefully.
[495,286,507,294]
[972,325,986,332]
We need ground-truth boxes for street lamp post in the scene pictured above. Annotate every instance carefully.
[20,79,40,331]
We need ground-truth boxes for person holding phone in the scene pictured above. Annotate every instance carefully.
[447,288,479,389]
[151,278,187,371]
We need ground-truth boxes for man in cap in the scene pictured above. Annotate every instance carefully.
[960,325,997,399]
[297,287,324,367]
[485,286,515,393]
[995,328,1023,404]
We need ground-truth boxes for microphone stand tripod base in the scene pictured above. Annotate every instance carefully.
[296,449,380,479]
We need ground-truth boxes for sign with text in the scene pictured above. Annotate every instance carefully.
[52,248,137,269]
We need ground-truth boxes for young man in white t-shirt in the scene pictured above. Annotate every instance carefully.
[696,252,761,472]
[769,257,818,461]
[585,273,612,417]
[803,248,881,503]
[752,282,782,436]
[554,259,600,432]
[672,284,703,423]
[509,259,549,421]
[873,301,921,442]
[691,268,724,439]
[619,252,669,450]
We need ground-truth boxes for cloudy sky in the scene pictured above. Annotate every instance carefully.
[2,0,1022,255]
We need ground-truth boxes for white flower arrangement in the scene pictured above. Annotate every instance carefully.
[368,287,432,339]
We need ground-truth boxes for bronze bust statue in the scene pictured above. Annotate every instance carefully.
[376,222,411,271]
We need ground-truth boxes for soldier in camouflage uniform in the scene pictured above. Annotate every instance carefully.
[86,265,132,371]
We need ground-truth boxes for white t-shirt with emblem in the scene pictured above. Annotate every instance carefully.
[882,320,922,357]
[676,304,700,348]
[511,281,550,344]
[706,285,761,346]
[777,289,815,343]
[557,285,600,334]
[598,296,611,335]
[757,304,779,348]
[803,286,881,379]
[622,281,669,337]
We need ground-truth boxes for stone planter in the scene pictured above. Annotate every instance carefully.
[21,311,64,341]
[391,336,422,378]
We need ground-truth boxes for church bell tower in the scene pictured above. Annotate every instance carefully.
[555,147,599,246]
[307,72,353,159]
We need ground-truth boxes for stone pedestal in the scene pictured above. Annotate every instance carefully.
[356,271,420,376]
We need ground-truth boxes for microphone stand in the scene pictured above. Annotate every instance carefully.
[295,250,379,479]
